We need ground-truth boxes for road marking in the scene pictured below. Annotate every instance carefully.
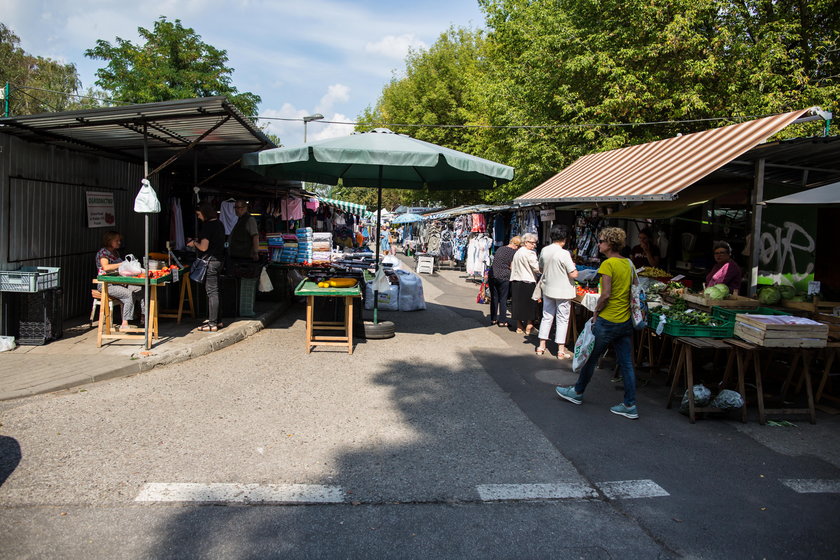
[477,480,669,501]
[477,483,598,501]
[595,480,670,499]
[780,479,840,494]
[135,483,345,504]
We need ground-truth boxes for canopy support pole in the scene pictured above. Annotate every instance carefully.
[748,158,765,297]
[143,124,151,349]
[373,174,383,325]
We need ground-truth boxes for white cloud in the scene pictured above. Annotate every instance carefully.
[258,102,354,147]
[365,34,428,60]
[317,84,350,114]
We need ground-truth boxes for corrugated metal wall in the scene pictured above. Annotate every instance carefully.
[1,134,169,331]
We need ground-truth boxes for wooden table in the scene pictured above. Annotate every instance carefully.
[96,269,193,349]
[294,279,362,354]
[723,338,816,425]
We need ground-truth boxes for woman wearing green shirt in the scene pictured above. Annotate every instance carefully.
[555,227,638,419]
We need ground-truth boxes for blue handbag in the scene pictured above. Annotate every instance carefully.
[189,257,209,283]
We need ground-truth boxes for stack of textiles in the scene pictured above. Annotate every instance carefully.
[267,234,285,263]
[296,227,314,263]
[312,232,333,264]
[279,234,299,263]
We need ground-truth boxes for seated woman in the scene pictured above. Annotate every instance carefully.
[630,227,661,269]
[705,241,742,295]
[96,230,143,329]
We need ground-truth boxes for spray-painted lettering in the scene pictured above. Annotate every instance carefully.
[759,221,815,276]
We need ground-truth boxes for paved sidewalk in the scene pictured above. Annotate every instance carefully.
[0,299,289,401]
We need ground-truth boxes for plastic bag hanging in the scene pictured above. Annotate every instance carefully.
[134,178,161,213]
[373,265,391,293]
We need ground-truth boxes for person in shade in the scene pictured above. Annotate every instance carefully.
[535,225,578,358]
[555,227,639,420]
[188,200,227,332]
[95,230,144,330]
[488,236,522,327]
[509,232,541,335]
[630,227,661,269]
[705,241,742,295]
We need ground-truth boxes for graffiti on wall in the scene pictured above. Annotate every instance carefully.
[758,220,815,287]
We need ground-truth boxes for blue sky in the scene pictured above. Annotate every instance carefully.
[2,0,487,146]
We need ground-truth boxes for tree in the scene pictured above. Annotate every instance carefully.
[85,16,261,118]
[1,23,83,116]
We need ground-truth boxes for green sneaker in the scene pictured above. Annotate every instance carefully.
[610,403,639,419]
[555,386,583,405]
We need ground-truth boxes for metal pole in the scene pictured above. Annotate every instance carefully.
[304,121,308,143]
[373,180,383,325]
[2,83,9,117]
[748,158,765,297]
[143,124,151,349]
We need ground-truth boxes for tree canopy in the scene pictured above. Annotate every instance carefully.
[1,23,85,115]
[85,16,261,118]
[355,0,840,206]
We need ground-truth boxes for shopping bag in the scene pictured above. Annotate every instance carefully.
[118,254,143,277]
[572,319,596,373]
[189,257,209,283]
[627,259,648,330]
[258,268,273,292]
[133,178,161,213]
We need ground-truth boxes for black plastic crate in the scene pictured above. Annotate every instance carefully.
[16,289,63,345]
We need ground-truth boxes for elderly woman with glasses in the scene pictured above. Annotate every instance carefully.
[555,227,639,420]
[706,241,742,295]
[509,232,541,335]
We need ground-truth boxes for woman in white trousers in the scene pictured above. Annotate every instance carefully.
[535,225,578,358]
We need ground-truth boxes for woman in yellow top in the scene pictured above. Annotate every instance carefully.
[555,227,639,419]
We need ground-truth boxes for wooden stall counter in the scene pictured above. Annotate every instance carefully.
[96,267,194,349]
[294,278,362,354]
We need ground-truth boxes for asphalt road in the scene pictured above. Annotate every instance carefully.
[1,265,838,559]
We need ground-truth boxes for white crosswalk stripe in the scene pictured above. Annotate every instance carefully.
[135,483,345,504]
[477,483,598,501]
[780,479,840,494]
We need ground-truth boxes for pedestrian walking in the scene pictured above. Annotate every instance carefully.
[488,236,521,327]
[555,227,639,419]
[509,232,541,335]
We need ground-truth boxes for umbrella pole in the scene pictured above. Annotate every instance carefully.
[373,184,382,325]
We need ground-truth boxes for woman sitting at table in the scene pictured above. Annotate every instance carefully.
[706,241,742,295]
[630,227,661,269]
[96,230,143,329]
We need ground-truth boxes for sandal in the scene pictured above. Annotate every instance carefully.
[535,348,546,355]
[497,322,508,327]
[197,322,224,332]
[516,328,525,334]
[557,351,573,360]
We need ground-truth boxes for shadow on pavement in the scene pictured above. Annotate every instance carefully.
[0,435,21,487]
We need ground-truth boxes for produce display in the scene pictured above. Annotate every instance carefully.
[657,297,725,326]
[638,267,671,278]
[316,278,358,288]
[127,265,178,279]
[703,284,730,300]
[575,284,598,297]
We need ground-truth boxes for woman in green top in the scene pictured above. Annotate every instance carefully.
[555,227,639,419]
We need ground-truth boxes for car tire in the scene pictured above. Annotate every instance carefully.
[363,320,395,339]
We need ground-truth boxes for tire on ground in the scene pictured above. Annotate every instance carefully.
[363,320,395,339]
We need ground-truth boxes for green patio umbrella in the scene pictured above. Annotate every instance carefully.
[242,128,514,327]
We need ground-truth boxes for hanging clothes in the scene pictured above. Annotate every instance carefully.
[220,200,237,234]
[470,213,486,233]
[170,198,186,249]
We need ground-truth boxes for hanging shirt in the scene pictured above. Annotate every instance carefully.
[219,200,238,234]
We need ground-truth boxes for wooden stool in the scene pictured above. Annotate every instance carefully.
[725,339,816,425]
[666,337,744,423]
[798,341,840,408]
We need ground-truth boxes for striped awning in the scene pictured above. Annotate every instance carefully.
[316,196,368,216]
[516,109,812,204]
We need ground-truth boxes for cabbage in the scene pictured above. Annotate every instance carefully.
[703,284,730,300]
[779,285,796,300]
[758,286,781,305]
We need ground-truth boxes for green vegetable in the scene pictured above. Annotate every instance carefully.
[778,285,796,300]
[758,286,781,305]
[703,284,730,300]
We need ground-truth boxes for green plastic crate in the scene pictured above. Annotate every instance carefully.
[649,312,734,338]
[711,306,791,323]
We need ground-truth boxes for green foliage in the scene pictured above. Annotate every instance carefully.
[0,23,83,115]
[85,16,261,117]
[361,1,840,206]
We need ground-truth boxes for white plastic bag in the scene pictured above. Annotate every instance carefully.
[118,254,143,277]
[0,336,16,352]
[572,319,596,373]
[258,268,273,292]
[372,266,391,293]
[134,178,161,213]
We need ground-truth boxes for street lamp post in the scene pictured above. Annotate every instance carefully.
[303,113,324,143]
